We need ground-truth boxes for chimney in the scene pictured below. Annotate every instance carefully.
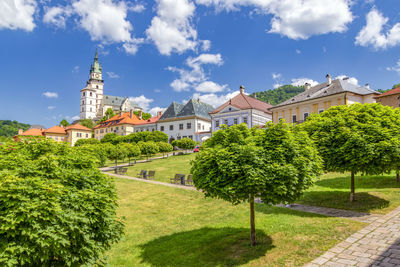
[240,85,245,94]
[106,114,110,120]
[130,109,133,118]
[305,83,311,90]
[139,110,142,120]
[18,129,23,135]
[365,83,370,89]
[197,98,200,103]
[157,111,162,117]
[326,74,332,85]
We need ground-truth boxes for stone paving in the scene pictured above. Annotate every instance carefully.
[304,205,400,267]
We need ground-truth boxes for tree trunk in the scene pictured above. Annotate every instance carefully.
[350,171,355,202]
[250,198,256,246]
[128,157,130,166]
[396,171,399,183]
[114,159,118,174]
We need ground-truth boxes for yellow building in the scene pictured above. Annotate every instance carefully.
[65,124,93,146]
[94,111,144,140]
[270,75,380,123]
[44,126,67,142]
[374,86,400,108]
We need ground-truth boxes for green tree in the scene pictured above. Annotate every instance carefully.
[73,143,107,167]
[303,103,400,201]
[134,111,151,120]
[178,138,196,153]
[101,133,120,144]
[250,85,305,105]
[121,143,141,165]
[138,141,159,160]
[190,123,322,246]
[59,119,70,127]
[0,140,123,266]
[146,131,168,143]
[157,142,173,157]
[80,119,94,129]
[74,138,100,146]
[106,143,128,173]
[0,120,30,137]
[392,83,400,89]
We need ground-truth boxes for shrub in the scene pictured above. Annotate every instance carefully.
[157,142,173,156]
[74,138,100,146]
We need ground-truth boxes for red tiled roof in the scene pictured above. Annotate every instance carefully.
[135,114,162,125]
[210,92,274,114]
[374,87,400,98]
[66,123,92,131]
[44,126,66,134]
[94,112,144,129]
[20,128,45,136]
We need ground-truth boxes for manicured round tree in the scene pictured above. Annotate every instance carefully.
[157,141,173,157]
[146,131,169,143]
[100,133,120,144]
[173,138,196,153]
[191,123,322,246]
[122,143,141,165]
[74,138,100,146]
[138,141,159,160]
[303,103,400,201]
[106,143,128,172]
[0,140,123,266]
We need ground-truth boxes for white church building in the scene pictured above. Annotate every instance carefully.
[80,51,141,120]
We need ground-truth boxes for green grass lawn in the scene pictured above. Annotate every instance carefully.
[103,152,170,167]
[297,172,400,214]
[108,178,363,266]
[124,153,196,183]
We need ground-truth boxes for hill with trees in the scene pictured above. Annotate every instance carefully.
[0,120,30,137]
[250,85,305,106]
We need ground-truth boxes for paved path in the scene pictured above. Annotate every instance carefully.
[305,205,400,267]
[275,204,382,223]
[99,153,176,172]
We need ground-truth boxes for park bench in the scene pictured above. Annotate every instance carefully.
[117,167,128,175]
[147,170,155,180]
[185,174,193,186]
[170,174,184,185]
[137,170,146,178]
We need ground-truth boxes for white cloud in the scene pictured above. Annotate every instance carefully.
[272,73,281,80]
[201,40,211,51]
[168,53,226,93]
[272,72,283,88]
[192,91,239,108]
[355,8,400,50]
[146,0,197,55]
[148,106,166,116]
[196,0,353,40]
[386,59,400,75]
[0,0,37,31]
[129,3,145,12]
[154,89,161,93]
[47,106,56,110]
[72,66,80,73]
[129,95,154,111]
[122,38,144,55]
[43,6,72,28]
[43,91,58,98]
[195,81,227,93]
[291,78,319,87]
[335,75,358,85]
[296,49,301,54]
[106,71,120,79]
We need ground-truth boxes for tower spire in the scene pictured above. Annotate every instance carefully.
[94,48,98,61]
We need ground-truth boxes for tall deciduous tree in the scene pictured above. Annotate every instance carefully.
[59,119,70,127]
[122,143,141,165]
[191,123,322,246]
[303,103,400,201]
[106,143,128,173]
[80,119,94,129]
[157,141,173,157]
[138,141,159,160]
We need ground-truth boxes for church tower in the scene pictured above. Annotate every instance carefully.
[80,50,104,120]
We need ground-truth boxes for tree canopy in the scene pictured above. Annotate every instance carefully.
[0,120,30,137]
[191,123,322,245]
[80,119,95,129]
[59,119,70,127]
[250,85,305,105]
[74,138,100,146]
[0,140,123,266]
[302,103,400,201]
[171,138,196,151]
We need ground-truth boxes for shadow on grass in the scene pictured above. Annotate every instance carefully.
[299,191,389,213]
[255,203,327,218]
[139,227,273,267]
[315,175,400,190]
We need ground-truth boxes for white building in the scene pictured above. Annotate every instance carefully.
[80,50,141,120]
[210,85,273,132]
[134,112,162,132]
[157,99,214,143]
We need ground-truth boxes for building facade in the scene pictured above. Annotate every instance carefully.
[210,86,273,132]
[94,111,143,140]
[157,99,214,142]
[80,51,141,120]
[270,75,380,123]
[374,87,400,108]
[134,112,162,132]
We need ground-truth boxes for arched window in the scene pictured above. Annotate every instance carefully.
[82,107,84,112]
[90,92,92,97]
[96,85,99,89]
[83,92,85,96]
[90,107,92,112]
[82,100,84,105]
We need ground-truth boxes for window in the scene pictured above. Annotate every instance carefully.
[182,136,186,138]
[152,129,155,132]
[278,117,283,122]
[177,136,182,140]
[90,92,92,97]
[179,124,183,130]
[96,85,99,89]
[90,100,92,105]
[318,109,324,114]
[243,117,248,124]
[187,123,191,129]
[83,92,85,96]
[197,123,201,129]
[215,120,220,127]
[61,137,64,141]
[304,112,309,120]
[169,125,173,131]
[292,115,297,123]
[202,125,204,130]
[82,100,84,105]
[188,135,193,140]
[224,119,228,125]
[234,118,238,124]
[90,107,92,112]
[160,126,164,131]
[55,136,58,141]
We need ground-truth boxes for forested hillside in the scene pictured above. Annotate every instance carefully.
[250,85,305,106]
[0,120,30,137]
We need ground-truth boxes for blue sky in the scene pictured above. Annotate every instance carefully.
[1,0,400,127]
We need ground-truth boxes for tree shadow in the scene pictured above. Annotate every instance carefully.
[139,227,273,267]
[315,175,400,190]
[299,191,390,213]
